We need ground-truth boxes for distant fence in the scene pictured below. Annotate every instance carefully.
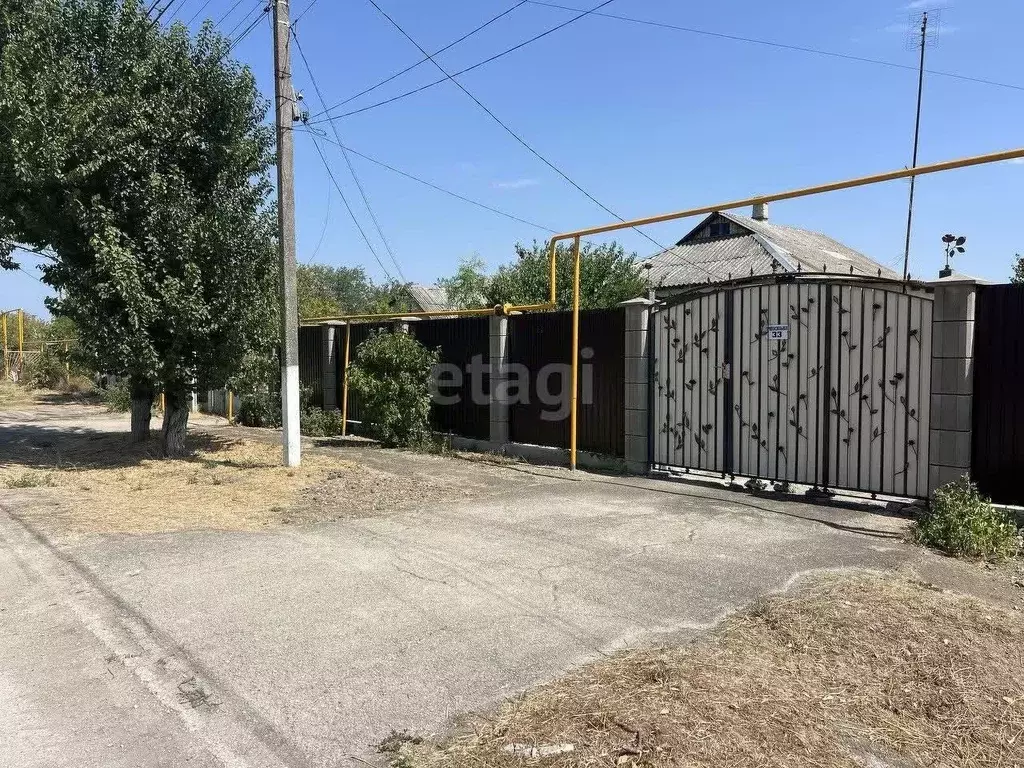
[297,309,627,459]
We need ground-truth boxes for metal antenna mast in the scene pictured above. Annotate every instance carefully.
[901,10,939,281]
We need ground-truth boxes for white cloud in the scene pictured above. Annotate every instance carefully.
[905,0,932,9]
[1007,158,1024,165]
[491,178,540,190]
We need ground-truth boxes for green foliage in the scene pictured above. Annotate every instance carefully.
[230,351,281,428]
[486,241,647,310]
[0,0,277,443]
[102,379,132,413]
[297,264,415,320]
[300,407,345,437]
[916,476,1021,560]
[348,331,439,448]
[1011,254,1024,285]
[436,255,489,310]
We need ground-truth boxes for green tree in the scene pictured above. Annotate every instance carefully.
[486,241,647,311]
[297,263,384,319]
[0,0,276,455]
[348,331,438,447]
[436,255,489,309]
[1011,254,1024,284]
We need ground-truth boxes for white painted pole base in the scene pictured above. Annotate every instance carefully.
[281,363,301,467]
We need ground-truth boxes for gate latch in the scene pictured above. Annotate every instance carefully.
[721,362,732,379]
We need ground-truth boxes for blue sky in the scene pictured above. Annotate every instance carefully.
[5,0,1024,318]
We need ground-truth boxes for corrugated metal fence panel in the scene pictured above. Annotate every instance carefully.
[508,309,624,457]
[412,317,491,440]
[298,326,324,409]
[972,284,1024,504]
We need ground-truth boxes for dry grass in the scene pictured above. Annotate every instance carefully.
[404,575,1024,768]
[0,432,346,534]
[0,380,37,408]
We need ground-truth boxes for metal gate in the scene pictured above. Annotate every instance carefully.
[651,275,933,498]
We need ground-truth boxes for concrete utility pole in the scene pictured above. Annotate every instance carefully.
[272,0,301,466]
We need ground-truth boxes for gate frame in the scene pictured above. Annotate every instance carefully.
[649,272,936,499]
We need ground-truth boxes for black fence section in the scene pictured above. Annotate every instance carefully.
[298,326,324,409]
[972,284,1024,505]
[508,308,625,457]
[412,317,491,440]
[337,323,389,424]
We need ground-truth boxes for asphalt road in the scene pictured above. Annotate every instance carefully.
[0,403,963,768]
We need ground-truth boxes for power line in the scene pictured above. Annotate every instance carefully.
[215,0,252,27]
[307,185,332,264]
[526,0,1024,95]
[307,0,619,123]
[225,5,269,55]
[317,0,528,117]
[291,28,408,282]
[296,127,557,233]
[361,0,712,272]
[292,0,321,26]
[306,132,397,282]
[185,0,216,26]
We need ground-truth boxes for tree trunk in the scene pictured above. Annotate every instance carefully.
[160,385,191,458]
[130,379,154,443]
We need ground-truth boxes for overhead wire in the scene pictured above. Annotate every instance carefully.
[292,0,321,26]
[295,127,557,233]
[224,3,269,55]
[185,0,217,26]
[306,134,397,282]
[317,0,528,117]
[360,0,714,272]
[307,185,332,265]
[307,0,621,122]
[215,0,252,28]
[526,0,1024,94]
[291,28,408,282]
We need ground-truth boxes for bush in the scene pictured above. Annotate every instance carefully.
[348,330,439,448]
[916,476,1021,560]
[102,378,132,412]
[22,348,69,389]
[301,407,345,437]
[230,353,281,428]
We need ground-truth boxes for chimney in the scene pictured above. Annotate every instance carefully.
[752,202,768,221]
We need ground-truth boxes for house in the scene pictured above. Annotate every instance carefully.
[641,203,900,294]
[406,284,455,313]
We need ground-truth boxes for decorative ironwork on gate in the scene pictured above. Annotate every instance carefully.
[651,275,933,498]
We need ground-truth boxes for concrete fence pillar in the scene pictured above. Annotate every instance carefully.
[928,277,980,495]
[621,298,656,474]
[321,321,342,410]
[489,314,510,446]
